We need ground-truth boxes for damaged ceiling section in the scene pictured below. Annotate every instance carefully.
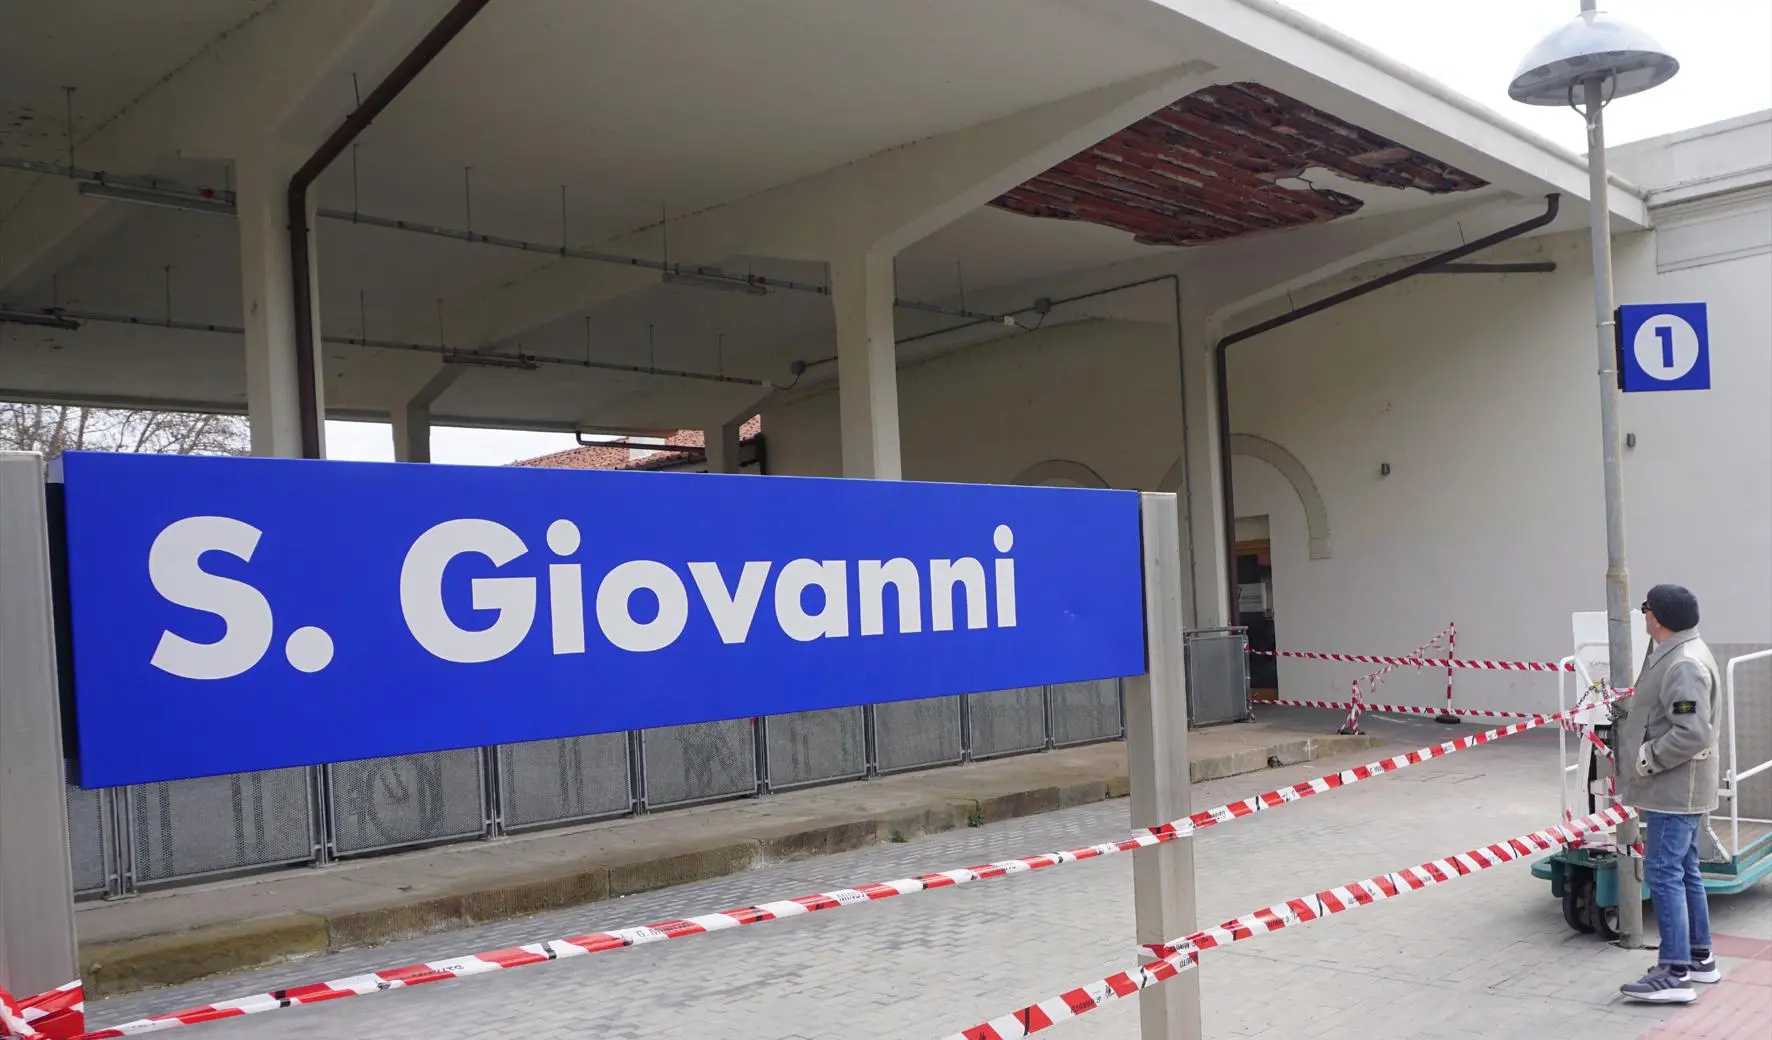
[990,82,1489,247]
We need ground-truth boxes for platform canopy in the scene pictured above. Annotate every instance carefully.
[0,0,1647,438]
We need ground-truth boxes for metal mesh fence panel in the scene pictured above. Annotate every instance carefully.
[498,733,631,830]
[329,750,485,856]
[66,784,109,896]
[641,719,756,807]
[765,707,866,789]
[874,696,962,772]
[127,768,312,885]
[966,686,1046,758]
[1048,678,1123,746]
[1185,628,1251,726]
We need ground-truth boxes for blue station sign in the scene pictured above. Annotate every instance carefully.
[1616,302,1711,393]
[56,453,1147,787]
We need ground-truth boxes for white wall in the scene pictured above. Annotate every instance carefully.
[764,318,1181,488]
[763,208,1771,717]
[1228,225,1770,712]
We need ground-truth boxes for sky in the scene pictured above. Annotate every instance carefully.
[1277,0,1772,151]
[325,421,580,467]
[323,0,1772,468]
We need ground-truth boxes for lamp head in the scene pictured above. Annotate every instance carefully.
[1509,10,1678,106]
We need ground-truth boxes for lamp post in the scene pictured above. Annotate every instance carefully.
[1509,2,1678,950]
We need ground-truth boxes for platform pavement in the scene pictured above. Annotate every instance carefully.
[74,717,1382,997]
[82,715,1772,1039]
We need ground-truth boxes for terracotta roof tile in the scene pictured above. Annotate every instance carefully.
[512,416,762,472]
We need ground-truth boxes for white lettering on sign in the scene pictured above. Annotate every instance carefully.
[148,516,276,680]
[688,561,771,644]
[401,519,537,663]
[146,518,1021,676]
[595,560,690,653]
[858,558,921,636]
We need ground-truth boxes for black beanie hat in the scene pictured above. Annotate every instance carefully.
[1644,584,1700,632]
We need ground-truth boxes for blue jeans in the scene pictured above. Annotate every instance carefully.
[1642,810,1712,965]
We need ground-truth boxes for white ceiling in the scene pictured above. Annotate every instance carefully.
[0,1,266,217]
[303,0,1200,245]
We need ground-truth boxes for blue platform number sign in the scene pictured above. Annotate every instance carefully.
[55,453,1148,788]
[1616,302,1710,393]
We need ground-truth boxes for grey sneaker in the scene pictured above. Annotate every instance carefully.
[1620,964,1697,1003]
[1687,956,1721,984]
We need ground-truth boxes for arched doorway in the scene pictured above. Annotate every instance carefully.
[1159,435,1332,701]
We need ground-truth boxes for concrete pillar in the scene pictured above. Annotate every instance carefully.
[703,422,743,474]
[237,146,326,458]
[0,454,79,997]
[391,403,432,464]
[831,250,901,480]
[1127,491,1203,1040]
[1179,315,1232,629]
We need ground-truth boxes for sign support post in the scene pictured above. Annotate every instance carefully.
[1126,492,1202,1040]
[0,453,79,996]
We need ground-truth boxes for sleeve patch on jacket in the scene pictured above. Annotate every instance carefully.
[1672,700,1697,715]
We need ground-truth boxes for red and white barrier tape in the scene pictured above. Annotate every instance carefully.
[54,692,1627,1040]
[1155,803,1635,958]
[1259,699,1538,720]
[946,949,1203,1040]
[0,990,44,1040]
[1251,649,1573,673]
[1341,625,1454,732]
[20,983,81,1034]
[1443,622,1457,713]
[0,979,84,1040]
[942,804,1635,1039]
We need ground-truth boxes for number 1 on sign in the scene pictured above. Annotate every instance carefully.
[1655,325,1676,369]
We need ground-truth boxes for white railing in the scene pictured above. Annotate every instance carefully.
[1555,651,1611,823]
[1723,649,1772,859]
[1551,646,1771,865]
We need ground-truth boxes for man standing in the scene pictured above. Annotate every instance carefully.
[1617,584,1722,1004]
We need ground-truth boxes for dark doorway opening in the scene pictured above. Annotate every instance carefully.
[1236,534,1276,701]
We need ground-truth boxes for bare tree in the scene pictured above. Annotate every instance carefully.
[0,402,250,458]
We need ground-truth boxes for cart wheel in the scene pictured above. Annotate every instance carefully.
[1596,904,1620,941]
[1562,874,1598,934]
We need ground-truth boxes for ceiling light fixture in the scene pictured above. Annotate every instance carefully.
[77,182,238,217]
[0,307,81,331]
[441,351,540,371]
[662,270,769,296]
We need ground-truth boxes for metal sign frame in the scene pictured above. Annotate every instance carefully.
[0,454,1200,1039]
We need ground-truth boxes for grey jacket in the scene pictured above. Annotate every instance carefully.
[1616,629,1721,815]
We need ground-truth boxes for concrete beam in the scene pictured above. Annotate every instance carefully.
[656,61,1223,262]
[423,62,1222,351]
[704,422,743,475]
[1177,306,1231,630]
[0,0,435,292]
[391,403,432,463]
[833,249,901,479]
[239,144,326,458]
[326,264,658,415]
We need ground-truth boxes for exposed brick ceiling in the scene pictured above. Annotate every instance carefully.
[990,82,1487,247]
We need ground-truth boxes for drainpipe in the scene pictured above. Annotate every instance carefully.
[288,0,496,458]
[1210,193,1562,609]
